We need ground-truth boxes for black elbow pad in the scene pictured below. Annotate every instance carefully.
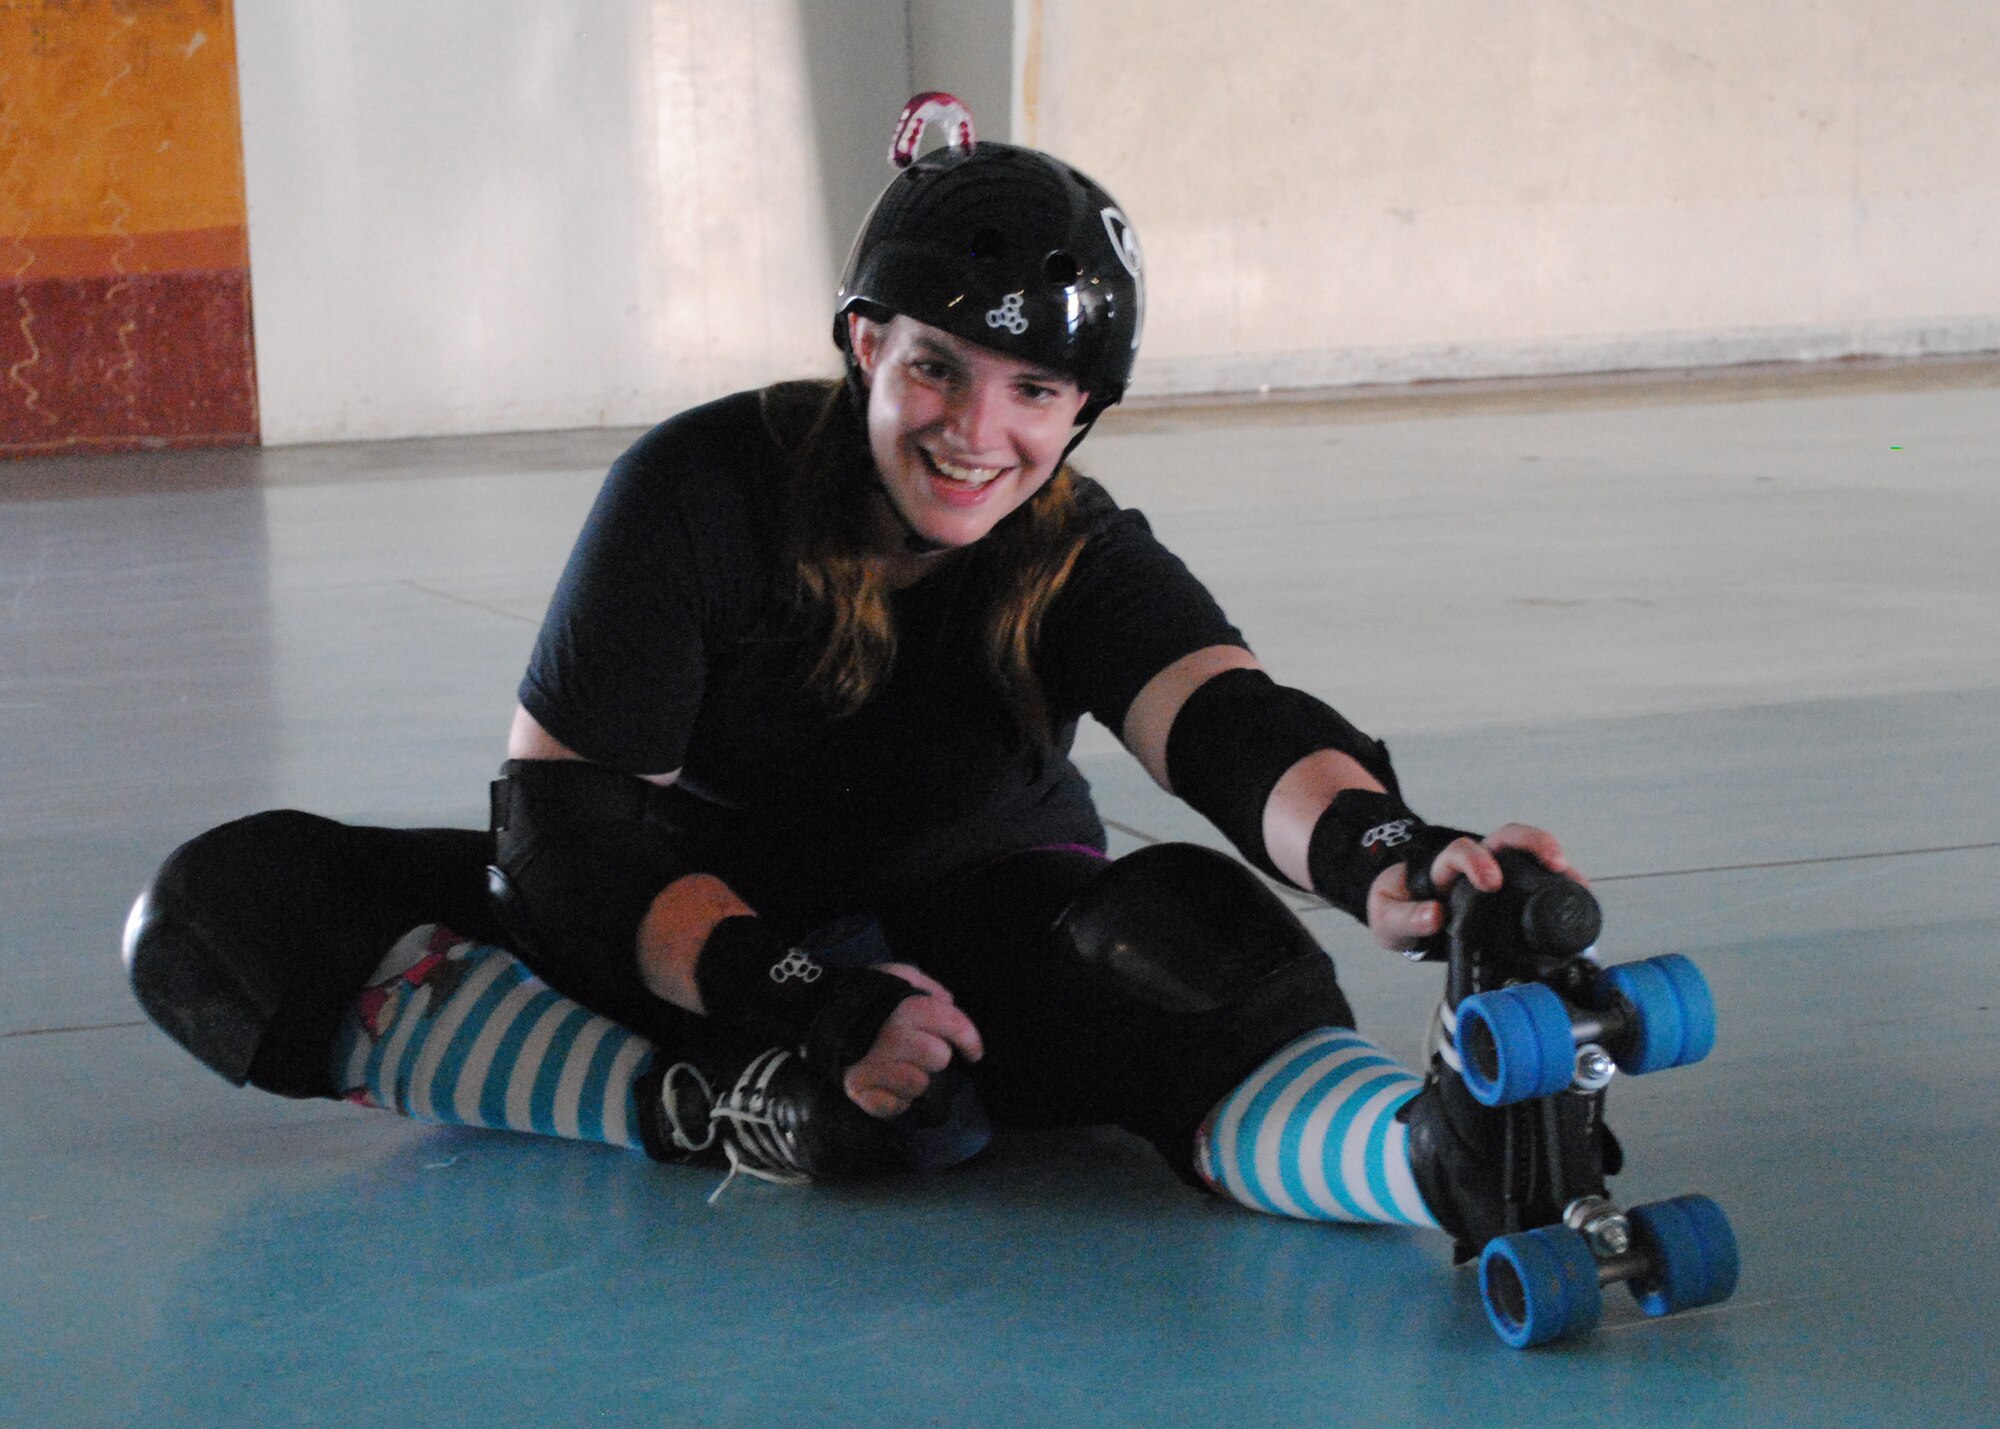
[1162,667,1399,880]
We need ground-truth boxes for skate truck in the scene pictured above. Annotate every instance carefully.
[1428,851,1740,1348]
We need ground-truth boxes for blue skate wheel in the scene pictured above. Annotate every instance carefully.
[1651,955,1717,1066]
[1480,1226,1605,1349]
[1628,1195,1740,1317]
[1598,959,1686,1074]
[1457,983,1577,1107]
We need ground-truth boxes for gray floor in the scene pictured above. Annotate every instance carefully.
[5,357,1998,1425]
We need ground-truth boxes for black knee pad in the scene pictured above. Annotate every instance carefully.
[124,811,497,1098]
[1051,843,1355,1175]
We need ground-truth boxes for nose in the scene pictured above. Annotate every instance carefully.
[947,376,1005,454]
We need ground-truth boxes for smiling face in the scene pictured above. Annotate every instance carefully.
[849,314,1091,556]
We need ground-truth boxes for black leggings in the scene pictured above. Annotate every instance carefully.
[884,848,1356,1177]
[222,815,1353,1181]
[499,824,1356,1180]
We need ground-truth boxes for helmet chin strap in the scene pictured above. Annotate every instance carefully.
[1058,416,1101,469]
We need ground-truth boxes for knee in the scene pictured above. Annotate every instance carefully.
[1052,842,1346,1016]
[125,811,495,1097]
[124,810,382,1094]
[1047,843,1356,1174]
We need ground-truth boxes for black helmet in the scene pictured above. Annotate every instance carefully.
[834,94,1144,420]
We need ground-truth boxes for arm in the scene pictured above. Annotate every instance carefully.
[504,706,979,1115]
[1121,648,1578,950]
[508,705,708,1004]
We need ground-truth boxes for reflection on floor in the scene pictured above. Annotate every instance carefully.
[5,356,1997,1424]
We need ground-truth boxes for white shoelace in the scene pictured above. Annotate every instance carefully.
[657,1061,721,1154]
[668,1040,816,1192]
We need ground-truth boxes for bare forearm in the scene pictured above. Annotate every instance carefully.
[635,873,756,1013]
[1259,748,1385,888]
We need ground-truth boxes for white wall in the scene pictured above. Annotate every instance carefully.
[237,2,903,444]
[1021,0,2000,397]
[909,0,1014,142]
[239,1,2000,443]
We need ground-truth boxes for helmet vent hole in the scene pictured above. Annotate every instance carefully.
[968,227,1008,261]
[1043,251,1082,285]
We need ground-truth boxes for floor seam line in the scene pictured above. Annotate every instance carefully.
[1097,826,1998,895]
[2,1019,148,1040]
[1595,840,2000,883]
[400,578,540,625]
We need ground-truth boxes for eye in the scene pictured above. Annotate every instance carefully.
[911,357,957,384]
[1016,376,1077,404]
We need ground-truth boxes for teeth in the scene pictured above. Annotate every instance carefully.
[928,451,1005,486]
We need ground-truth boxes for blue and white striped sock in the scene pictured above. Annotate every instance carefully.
[330,925,653,1153]
[1194,1027,1438,1228]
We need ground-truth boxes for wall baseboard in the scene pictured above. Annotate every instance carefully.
[1129,318,2000,401]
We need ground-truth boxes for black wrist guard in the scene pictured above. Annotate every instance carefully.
[694,914,919,1070]
[1306,789,1479,923]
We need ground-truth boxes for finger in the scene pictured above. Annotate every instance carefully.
[1369,896,1443,952]
[843,1073,914,1120]
[908,1030,956,1075]
[1484,823,1584,882]
[874,1058,932,1101]
[845,1055,929,1107]
[876,962,955,1003]
[893,991,984,1063]
[1431,836,1502,894]
[1364,862,1434,951]
[872,1019,956,1075]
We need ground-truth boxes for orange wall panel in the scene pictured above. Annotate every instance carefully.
[2,0,258,455]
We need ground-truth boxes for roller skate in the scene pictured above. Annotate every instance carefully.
[1399,850,1739,1348]
[634,1044,992,1200]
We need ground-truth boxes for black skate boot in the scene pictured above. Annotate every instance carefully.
[1396,849,1621,1263]
[633,1045,992,1198]
[1401,1042,1623,1264]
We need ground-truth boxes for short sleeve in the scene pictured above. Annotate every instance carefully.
[1038,482,1247,739]
[518,397,774,775]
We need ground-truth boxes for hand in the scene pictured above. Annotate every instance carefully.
[1365,822,1582,953]
[840,963,984,1119]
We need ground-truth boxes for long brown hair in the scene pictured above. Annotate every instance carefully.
[762,379,1088,749]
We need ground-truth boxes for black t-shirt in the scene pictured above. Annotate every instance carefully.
[519,387,1244,893]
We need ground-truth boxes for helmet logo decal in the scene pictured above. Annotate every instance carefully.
[1101,207,1142,280]
[986,292,1030,335]
[1100,206,1145,351]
